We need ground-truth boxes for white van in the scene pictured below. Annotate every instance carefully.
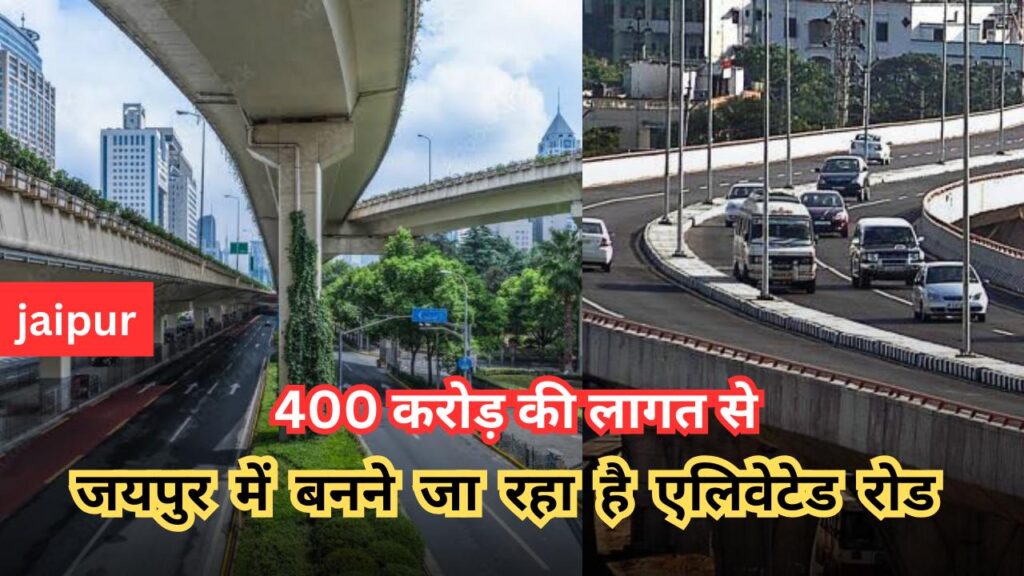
[732,195,817,293]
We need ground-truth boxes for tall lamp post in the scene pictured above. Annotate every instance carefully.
[442,270,471,382]
[705,0,714,203]
[675,0,690,257]
[761,0,772,301]
[785,0,794,188]
[861,0,875,164]
[999,0,1008,154]
[940,0,949,163]
[416,133,432,183]
[224,194,241,272]
[660,0,675,225]
[177,109,207,249]
[961,0,973,357]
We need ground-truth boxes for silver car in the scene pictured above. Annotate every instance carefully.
[582,217,613,272]
[911,262,989,322]
[724,183,765,227]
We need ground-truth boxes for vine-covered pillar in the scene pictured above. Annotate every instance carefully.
[248,122,353,389]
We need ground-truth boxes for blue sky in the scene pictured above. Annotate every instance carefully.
[0,0,581,246]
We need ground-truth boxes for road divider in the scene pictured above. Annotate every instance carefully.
[638,157,1024,393]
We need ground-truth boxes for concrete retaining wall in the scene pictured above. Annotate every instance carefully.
[584,318,1024,500]
[585,104,1024,188]
[920,169,1024,294]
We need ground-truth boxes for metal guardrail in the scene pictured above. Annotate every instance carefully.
[922,168,1024,260]
[583,310,1024,432]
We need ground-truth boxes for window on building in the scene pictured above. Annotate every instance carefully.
[788,17,798,38]
[933,27,944,42]
[876,21,889,43]
[809,19,831,45]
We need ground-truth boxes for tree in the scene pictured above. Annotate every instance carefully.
[458,227,526,292]
[584,53,624,89]
[534,229,581,373]
[583,127,622,157]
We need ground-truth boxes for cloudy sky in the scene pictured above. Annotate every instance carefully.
[0,0,581,247]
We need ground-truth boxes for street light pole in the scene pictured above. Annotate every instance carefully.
[999,0,1008,154]
[675,0,689,257]
[962,0,973,357]
[705,0,714,203]
[442,270,472,383]
[940,0,949,164]
[761,0,771,300]
[785,0,794,188]
[416,134,432,183]
[224,194,240,271]
[661,0,675,226]
[177,110,206,249]
[862,0,874,164]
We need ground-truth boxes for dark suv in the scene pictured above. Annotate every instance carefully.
[815,155,871,201]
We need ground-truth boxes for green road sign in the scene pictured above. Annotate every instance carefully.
[229,242,249,255]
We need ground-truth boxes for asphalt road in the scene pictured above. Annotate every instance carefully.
[583,125,1024,418]
[688,159,1024,365]
[352,354,583,576]
[0,316,274,576]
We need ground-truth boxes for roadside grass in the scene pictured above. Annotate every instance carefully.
[233,363,424,576]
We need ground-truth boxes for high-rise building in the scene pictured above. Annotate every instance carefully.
[248,239,272,286]
[0,14,55,166]
[101,104,171,229]
[200,214,218,257]
[532,107,579,244]
[160,129,199,245]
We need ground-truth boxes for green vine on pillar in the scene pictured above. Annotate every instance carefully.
[284,210,334,386]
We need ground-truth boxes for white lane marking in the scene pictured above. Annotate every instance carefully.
[816,259,913,306]
[993,329,1016,337]
[719,182,731,187]
[916,192,926,197]
[169,415,192,443]
[225,361,234,372]
[699,185,707,189]
[207,381,220,395]
[583,192,661,211]
[849,198,891,211]
[897,195,907,200]
[62,518,114,576]
[924,151,933,155]
[583,297,623,318]
[794,171,803,176]
[482,503,550,571]
[136,382,155,395]
[184,382,198,395]
[898,154,908,159]
[411,434,421,440]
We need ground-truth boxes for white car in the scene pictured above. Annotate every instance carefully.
[911,262,988,322]
[724,183,765,227]
[582,217,613,272]
[850,133,892,165]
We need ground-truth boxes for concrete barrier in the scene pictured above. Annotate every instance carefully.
[920,168,1024,295]
[583,312,1024,501]
[638,156,1024,393]
[585,104,1024,188]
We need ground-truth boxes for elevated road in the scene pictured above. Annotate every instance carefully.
[584,125,1024,413]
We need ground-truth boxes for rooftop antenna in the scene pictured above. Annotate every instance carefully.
[557,88,561,114]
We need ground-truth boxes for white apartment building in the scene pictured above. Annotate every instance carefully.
[769,1,1023,71]
[101,104,171,230]
[0,15,55,166]
[161,129,199,245]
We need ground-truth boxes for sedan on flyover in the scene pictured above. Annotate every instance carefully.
[911,262,989,323]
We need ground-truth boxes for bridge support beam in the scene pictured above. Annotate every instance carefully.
[249,121,354,389]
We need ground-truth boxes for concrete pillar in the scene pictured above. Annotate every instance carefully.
[194,306,208,339]
[39,356,72,412]
[153,314,167,361]
[248,121,353,389]
[39,356,71,380]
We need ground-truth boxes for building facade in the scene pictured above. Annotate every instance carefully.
[101,104,171,229]
[248,239,272,286]
[531,108,579,244]
[161,129,199,246]
[200,214,218,257]
[0,14,55,166]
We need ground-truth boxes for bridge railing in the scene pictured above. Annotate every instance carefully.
[0,160,263,290]
[919,167,1024,293]
[583,310,1024,432]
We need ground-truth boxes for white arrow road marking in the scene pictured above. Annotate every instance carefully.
[228,383,240,396]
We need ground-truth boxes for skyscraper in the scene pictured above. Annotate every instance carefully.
[161,129,199,245]
[0,14,56,166]
[532,104,579,244]
[199,214,218,257]
[101,104,197,242]
[101,104,170,228]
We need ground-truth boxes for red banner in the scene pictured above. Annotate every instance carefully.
[0,282,154,357]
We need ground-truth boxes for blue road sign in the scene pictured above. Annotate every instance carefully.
[412,307,448,324]
[457,357,473,372]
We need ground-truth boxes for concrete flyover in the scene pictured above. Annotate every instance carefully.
[325,152,583,256]
[90,0,419,385]
[920,167,1024,295]
[583,311,1024,574]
